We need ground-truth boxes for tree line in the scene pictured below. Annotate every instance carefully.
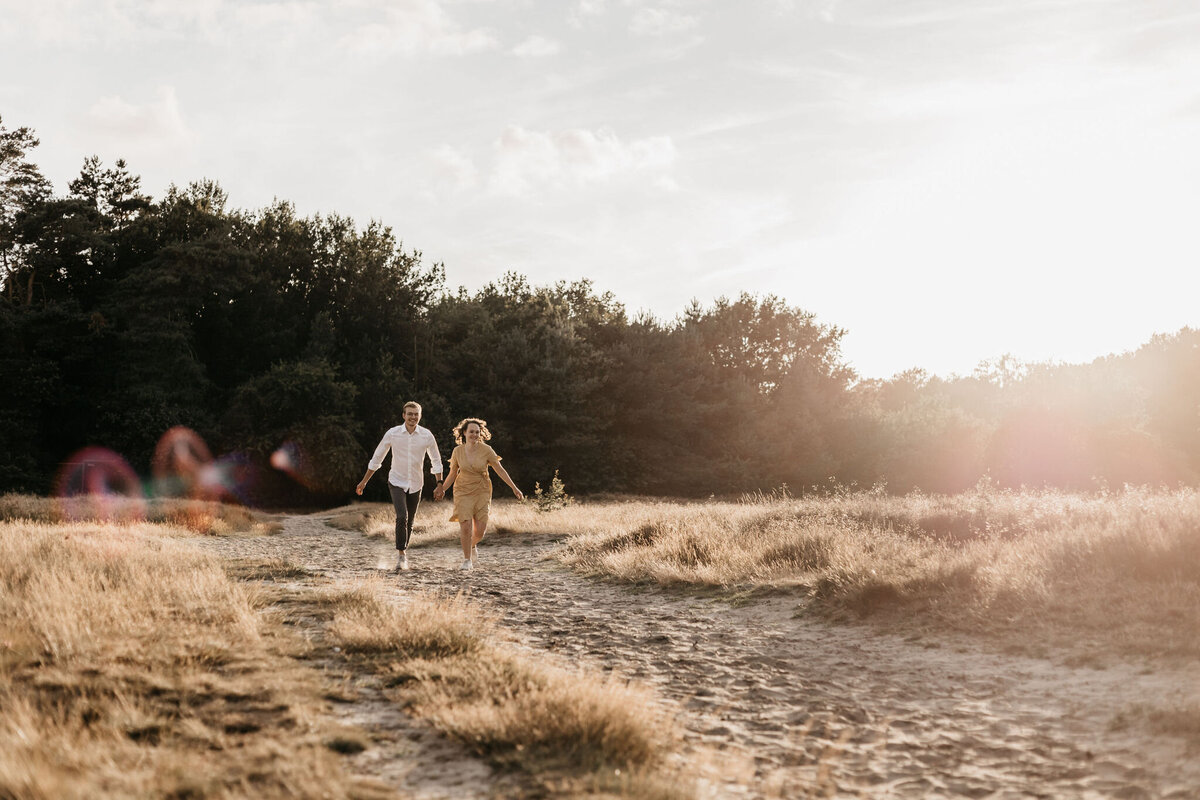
[2,115,1197,504]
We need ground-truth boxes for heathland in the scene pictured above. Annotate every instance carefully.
[3,487,1199,797]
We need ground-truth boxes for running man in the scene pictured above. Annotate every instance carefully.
[356,401,443,571]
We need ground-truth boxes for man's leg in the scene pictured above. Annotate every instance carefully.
[404,489,422,546]
[388,483,411,552]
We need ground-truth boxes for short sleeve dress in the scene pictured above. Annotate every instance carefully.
[449,443,502,524]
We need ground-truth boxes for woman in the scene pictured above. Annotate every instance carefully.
[434,417,523,570]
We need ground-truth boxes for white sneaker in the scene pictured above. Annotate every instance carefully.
[460,558,473,571]
[394,553,409,572]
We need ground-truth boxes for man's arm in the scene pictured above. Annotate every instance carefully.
[427,432,445,498]
[357,432,392,495]
[436,460,459,499]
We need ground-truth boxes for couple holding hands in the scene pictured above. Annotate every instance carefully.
[355,402,523,572]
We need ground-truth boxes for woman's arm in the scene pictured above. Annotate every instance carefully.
[490,462,524,501]
[436,461,459,498]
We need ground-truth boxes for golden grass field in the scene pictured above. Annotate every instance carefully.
[4,485,1199,797]
[329,485,1200,730]
[489,485,1200,662]
[0,517,389,799]
[328,484,1200,660]
[319,582,686,797]
[0,494,686,799]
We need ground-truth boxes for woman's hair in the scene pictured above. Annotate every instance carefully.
[452,417,492,445]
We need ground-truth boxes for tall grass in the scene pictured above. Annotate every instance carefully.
[323,582,687,795]
[540,487,1200,658]
[0,492,281,535]
[0,520,389,799]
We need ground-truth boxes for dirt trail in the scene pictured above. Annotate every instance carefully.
[195,514,1200,799]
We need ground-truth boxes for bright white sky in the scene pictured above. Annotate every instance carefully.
[2,0,1198,378]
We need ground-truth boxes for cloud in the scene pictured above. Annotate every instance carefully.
[568,0,607,27]
[336,0,497,56]
[232,2,322,32]
[511,35,562,57]
[85,86,193,149]
[629,6,698,37]
[0,0,495,55]
[488,125,676,196]
[429,144,479,191]
[0,0,308,45]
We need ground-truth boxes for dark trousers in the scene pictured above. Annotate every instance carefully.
[388,483,422,551]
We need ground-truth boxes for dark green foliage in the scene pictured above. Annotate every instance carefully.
[1,115,1198,503]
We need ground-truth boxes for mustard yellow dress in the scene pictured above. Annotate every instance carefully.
[449,443,502,524]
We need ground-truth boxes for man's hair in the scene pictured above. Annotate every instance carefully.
[403,401,422,414]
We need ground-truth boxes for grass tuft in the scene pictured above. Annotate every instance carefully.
[0,519,389,799]
[537,488,1200,657]
[324,586,683,789]
[326,583,486,658]
[0,493,280,535]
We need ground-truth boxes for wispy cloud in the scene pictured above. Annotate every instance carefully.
[488,125,676,196]
[232,2,322,33]
[0,0,494,55]
[428,144,479,192]
[628,6,699,37]
[85,86,193,149]
[336,0,497,57]
[511,35,562,57]
[0,0,314,44]
[568,0,607,27]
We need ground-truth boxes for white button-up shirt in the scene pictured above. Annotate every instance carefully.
[367,424,444,492]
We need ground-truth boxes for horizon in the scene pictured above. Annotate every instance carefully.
[3,0,1199,379]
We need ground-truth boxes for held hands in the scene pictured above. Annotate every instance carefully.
[433,484,445,501]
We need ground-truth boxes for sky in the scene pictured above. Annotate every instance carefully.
[2,0,1198,379]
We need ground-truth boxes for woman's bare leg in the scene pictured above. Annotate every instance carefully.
[459,520,474,559]
[470,519,487,561]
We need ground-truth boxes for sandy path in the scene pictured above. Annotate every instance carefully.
[195,514,1200,799]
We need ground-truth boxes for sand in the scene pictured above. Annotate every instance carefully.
[192,512,1200,799]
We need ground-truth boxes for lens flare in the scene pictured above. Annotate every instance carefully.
[271,440,314,488]
[152,426,215,498]
[202,452,259,504]
[54,447,147,522]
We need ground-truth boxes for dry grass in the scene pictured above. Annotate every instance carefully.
[325,584,485,658]
[1112,703,1200,743]
[322,581,687,795]
[325,502,457,547]
[0,492,283,536]
[0,519,392,800]
[542,486,1200,659]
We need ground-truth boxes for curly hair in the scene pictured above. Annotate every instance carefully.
[452,417,492,445]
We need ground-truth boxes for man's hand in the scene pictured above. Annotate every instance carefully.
[355,481,366,496]
[433,485,445,501]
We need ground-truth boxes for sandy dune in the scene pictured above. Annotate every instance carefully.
[194,513,1200,799]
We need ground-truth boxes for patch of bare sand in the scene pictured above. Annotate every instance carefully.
[193,512,1200,799]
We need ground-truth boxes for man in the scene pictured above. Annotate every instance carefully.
[356,401,443,571]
